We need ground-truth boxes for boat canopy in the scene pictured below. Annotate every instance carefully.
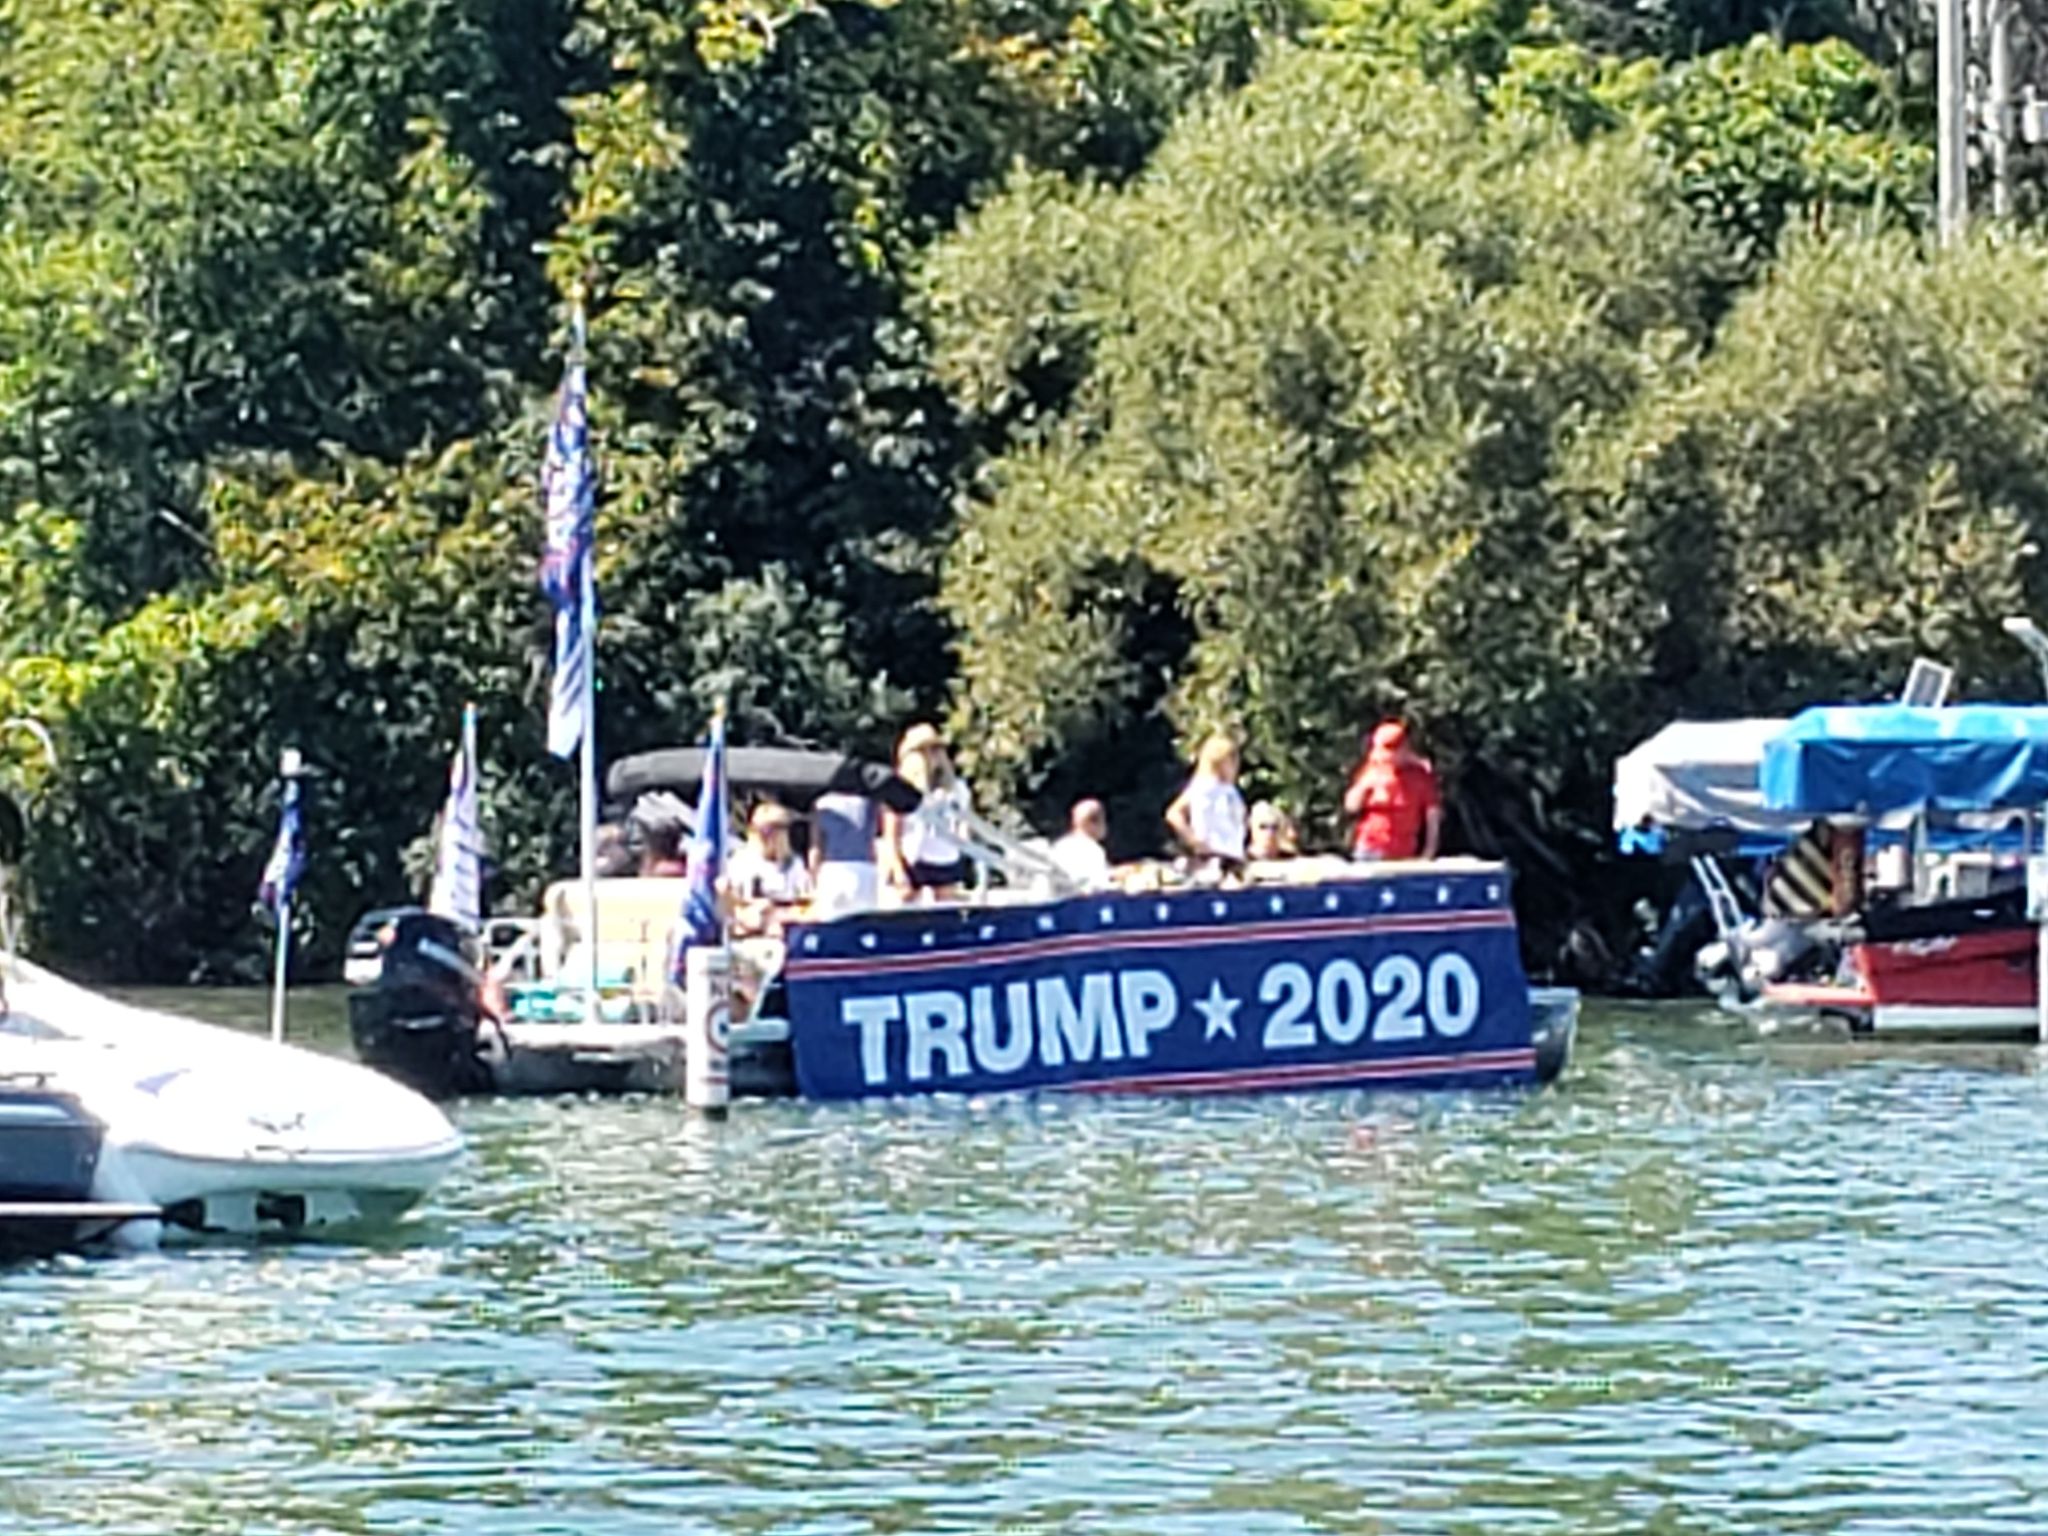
[1613,720,1809,848]
[606,746,921,815]
[1760,704,2048,816]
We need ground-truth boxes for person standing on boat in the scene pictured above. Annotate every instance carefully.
[1051,798,1112,888]
[1165,733,1248,866]
[884,723,972,901]
[810,789,881,917]
[1343,719,1441,861]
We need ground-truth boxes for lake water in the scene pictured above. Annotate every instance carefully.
[4,994,2048,1534]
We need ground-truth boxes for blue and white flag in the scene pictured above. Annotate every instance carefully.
[428,704,484,930]
[258,773,305,915]
[540,334,596,760]
[678,712,729,963]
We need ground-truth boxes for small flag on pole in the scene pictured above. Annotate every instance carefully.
[677,711,729,965]
[258,767,305,916]
[259,749,305,1045]
[428,704,484,930]
[540,326,596,761]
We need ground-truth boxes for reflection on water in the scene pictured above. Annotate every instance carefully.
[5,996,2048,1532]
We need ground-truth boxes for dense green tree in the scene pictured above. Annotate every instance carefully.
[1574,231,2048,725]
[553,0,1290,711]
[0,0,572,612]
[0,0,1289,976]
[925,43,2048,965]
[929,51,1720,833]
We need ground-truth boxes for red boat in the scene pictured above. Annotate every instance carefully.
[1749,704,2048,1040]
[1766,890,2039,1037]
[1619,701,2048,1040]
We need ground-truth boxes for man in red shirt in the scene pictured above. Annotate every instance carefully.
[1343,720,1442,861]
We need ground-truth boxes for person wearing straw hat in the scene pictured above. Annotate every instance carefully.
[728,799,812,937]
[884,722,972,901]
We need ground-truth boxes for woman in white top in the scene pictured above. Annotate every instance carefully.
[883,722,973,901]
[1165,733,1247,864]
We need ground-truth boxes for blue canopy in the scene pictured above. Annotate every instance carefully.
[1761,704,2048,816]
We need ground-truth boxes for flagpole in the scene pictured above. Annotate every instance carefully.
[570,304,600,1027]
[267,747,301,1045]
[269,892,292,1045]
[578,557,600,1025]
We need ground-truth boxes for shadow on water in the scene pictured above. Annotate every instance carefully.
[4,993,2048,1533]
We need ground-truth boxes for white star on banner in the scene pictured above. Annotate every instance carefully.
[1324,893,1341,912]
[802,935,819,953]
[1099,907,1116,925]
[1210,900,1229,918]
[1437,884,1451,904]
[979,925,997,941]
[1194,981,1242,1040]
[1038,915,1057,932]
[1380,888,1398,908]
[1487,884,1502,902]
[860,934,877,950]
[921,932,936,947]
[1155,903,1172,922]
[1268,895,1286,914]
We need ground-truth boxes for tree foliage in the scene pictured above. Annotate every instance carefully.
[929,50,1719,832]
[0,0,2014,982]
[925,43,2048,962]
[0,0,1286,977]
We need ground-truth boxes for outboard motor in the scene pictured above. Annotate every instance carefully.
[1696,915,1823,1006]
[345,909,494,1098]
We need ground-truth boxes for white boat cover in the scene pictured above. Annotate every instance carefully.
[1613,719,1809,837]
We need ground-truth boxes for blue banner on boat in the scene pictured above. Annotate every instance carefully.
[782,867,1536,1101]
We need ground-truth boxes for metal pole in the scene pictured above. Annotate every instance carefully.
[1939,0,1969,245]
[1991,0,2014,219]
[569,302,601,1029]
[268,746,302,1045]
[269,894,291,1045]
[578,558,600,1026]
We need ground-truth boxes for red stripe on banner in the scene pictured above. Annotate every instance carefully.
[785,909,1513,980]
[1056,1047,1537,1096]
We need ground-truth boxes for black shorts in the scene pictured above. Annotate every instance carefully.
[908,858,967,889]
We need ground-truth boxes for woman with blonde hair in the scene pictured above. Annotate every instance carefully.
[1165,732,1247,865]
[883,722,973,900]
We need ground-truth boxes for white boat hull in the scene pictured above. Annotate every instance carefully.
[1,958,461,1246]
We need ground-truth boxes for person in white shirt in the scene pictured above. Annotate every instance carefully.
[1165,733,1247,864]
[809,790,880,917]
[1051,798,1112,888]
[726,801,813,935]
[884,722,973,901]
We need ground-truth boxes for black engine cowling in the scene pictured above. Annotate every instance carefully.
[345,908,494,1098]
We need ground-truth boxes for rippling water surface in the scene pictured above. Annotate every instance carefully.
[5,995,2048,1534]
